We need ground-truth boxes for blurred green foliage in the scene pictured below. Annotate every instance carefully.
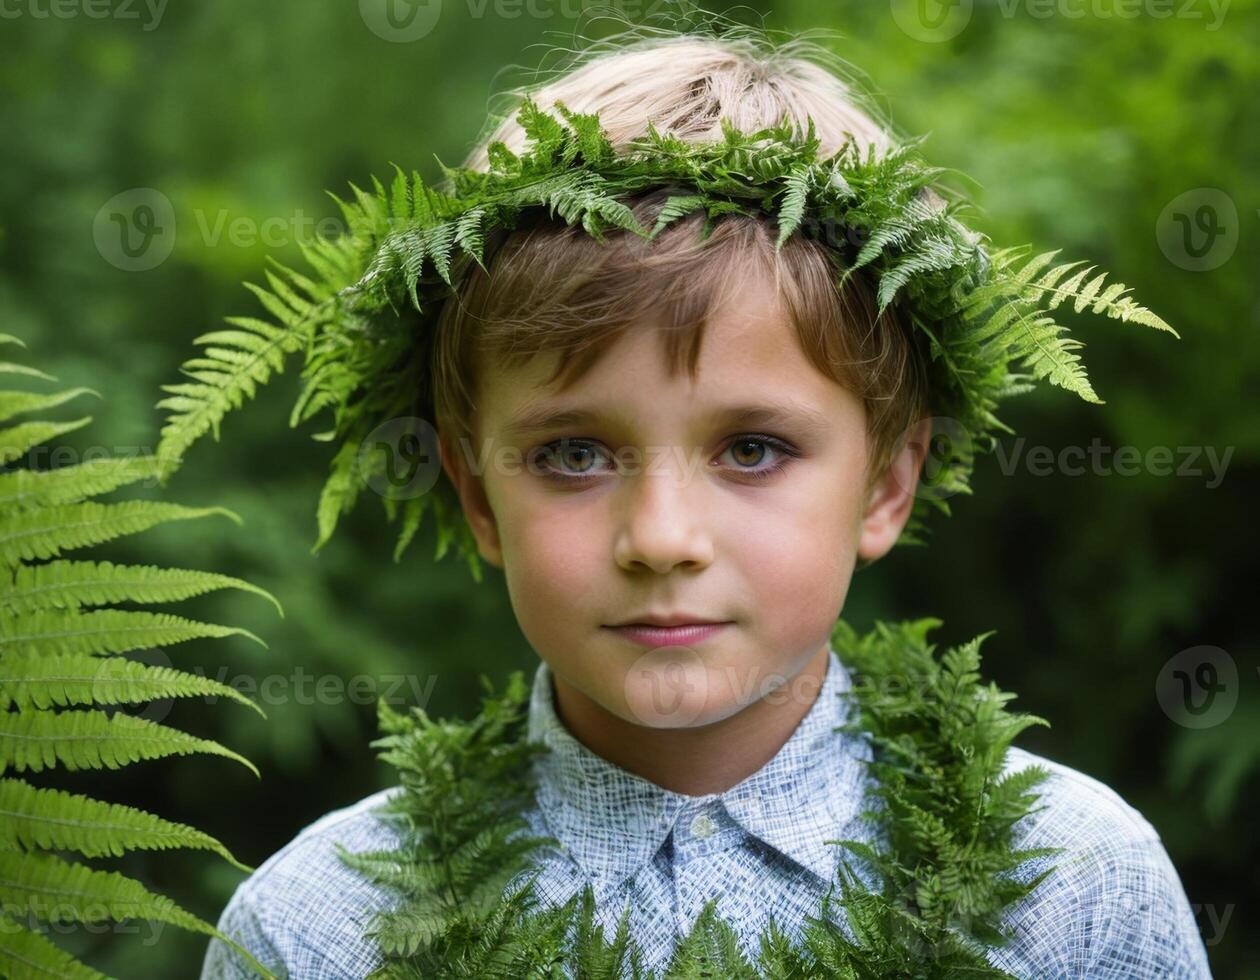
[1,1,1255,975]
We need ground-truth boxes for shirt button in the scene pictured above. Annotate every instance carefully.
[689,812,717,839]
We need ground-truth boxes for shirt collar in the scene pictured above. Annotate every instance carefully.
[526,648,871,890]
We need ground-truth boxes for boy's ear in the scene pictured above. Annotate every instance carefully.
[439,430,505,569]
[856,416,933,563]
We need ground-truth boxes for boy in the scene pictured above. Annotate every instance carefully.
[199,30,1212,980]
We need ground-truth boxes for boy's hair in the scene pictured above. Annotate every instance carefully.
[431,29,932,492]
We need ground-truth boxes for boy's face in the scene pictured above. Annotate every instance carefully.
[442,275,927,731]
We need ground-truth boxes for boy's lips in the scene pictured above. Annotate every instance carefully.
[607,612,726,628]
[604,622,731,648]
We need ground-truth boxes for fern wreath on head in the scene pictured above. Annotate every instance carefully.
[151,97,1177,579]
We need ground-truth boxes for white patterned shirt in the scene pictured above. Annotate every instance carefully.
[201,648,1213,978]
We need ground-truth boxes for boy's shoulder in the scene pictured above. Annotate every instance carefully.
[200,750,1212,979]
[200,786,405,979]
[1002,744,1162,848]
[990,746,1212,978]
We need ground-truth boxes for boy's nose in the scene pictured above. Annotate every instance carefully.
[612,463,714,574]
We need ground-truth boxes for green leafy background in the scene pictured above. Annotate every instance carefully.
[1,1,1255,975]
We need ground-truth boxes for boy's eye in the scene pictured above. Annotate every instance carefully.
[729,438,768,468]
[529,435,799,483]
[719,436,800,481]
[529,439,614,479]
[555,439,605,474]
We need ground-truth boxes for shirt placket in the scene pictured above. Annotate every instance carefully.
[668,797,744,938]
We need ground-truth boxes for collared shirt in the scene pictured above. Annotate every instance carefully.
[201,649,1213,979]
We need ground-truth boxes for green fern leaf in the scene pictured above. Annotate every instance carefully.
[0,848,211,933]
[774,166,812,249]
[0,387,98,427]
[0,338,274,979]
[0,924,109,979]
[0,608,264,658]
[0,361,57,382]
[153,298,316,479]
[0,417,93,465]
[0,709,259,776]
[0,455,162,511]
[0,651,263,717]
[313,438,364,554]
[0,501,240,567]
[0,779,253,871]
[0,558,283,617]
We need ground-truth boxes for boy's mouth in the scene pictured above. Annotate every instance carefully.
[603,620,731,648]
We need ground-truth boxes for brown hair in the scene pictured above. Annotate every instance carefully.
[430,29,931,487]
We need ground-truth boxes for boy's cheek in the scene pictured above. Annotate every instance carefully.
[499,513,606,641]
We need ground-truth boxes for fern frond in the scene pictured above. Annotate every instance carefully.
[0,416,93,465]
[0,608,264,658]
[0,386,98,426]
[0,848,211,933]
[0,500,240,567]
[0,651,263,717]
[0,338,275,979]
[153,298,319,480]
[0,779,253,871]
[0,709,260,776]
[0,923,109,979]
[0,455,162,510]
[0,558,283,617]
[0,361,57,382]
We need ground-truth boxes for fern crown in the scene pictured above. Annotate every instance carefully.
[155,96,1178,573]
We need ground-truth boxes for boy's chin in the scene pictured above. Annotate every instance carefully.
[616,648,749,730]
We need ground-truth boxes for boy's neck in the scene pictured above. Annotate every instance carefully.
[549,643,832,796]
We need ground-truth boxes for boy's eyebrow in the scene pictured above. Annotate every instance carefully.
[500,401,834,438]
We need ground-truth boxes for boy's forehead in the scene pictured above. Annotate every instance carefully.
[484,285,802,388]
[476,309,852,440]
